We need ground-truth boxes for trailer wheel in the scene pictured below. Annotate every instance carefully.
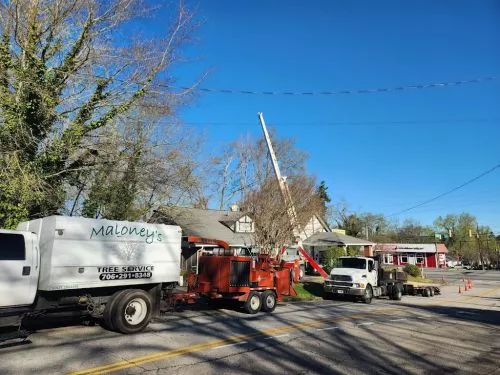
[429,287,435,297]
[261,290,277,313]
[244,291,262,314]
[103,289,130,331]
[363,285,373,304]
[391,284,403,301]
[423,288,431,297]
[112,289,153,334]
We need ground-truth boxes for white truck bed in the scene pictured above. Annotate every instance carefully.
[17,216,182,291]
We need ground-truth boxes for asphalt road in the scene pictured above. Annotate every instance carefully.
[424,268,500,287]
[0,284,499,375]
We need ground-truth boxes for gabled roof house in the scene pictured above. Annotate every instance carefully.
[150,206,255,248]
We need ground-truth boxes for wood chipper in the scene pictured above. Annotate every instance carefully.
[173,236,298,314]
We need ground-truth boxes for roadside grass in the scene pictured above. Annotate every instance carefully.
[407,275,434,284]
[284,281,324,302]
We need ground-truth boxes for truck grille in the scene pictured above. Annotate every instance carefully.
[325,280,353,287]
[331,275,352,282]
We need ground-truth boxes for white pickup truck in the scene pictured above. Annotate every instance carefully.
[0,216,181,340]
[323,256,403,303]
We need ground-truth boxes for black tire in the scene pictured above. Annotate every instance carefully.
[392,284,403,301]
[103,289,130,331]
[261,290,277,313]
[363,285,373,304]
[323,292,333,300]
[423,288,431,297]
[111,289,153,334]
[429,287,435,297]
[244,291,262,314]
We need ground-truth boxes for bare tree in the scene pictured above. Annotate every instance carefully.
[242,175,323,254]
[207,130,308,211]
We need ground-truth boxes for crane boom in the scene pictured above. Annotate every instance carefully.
[257,112,301,240]
[257,112,328,278]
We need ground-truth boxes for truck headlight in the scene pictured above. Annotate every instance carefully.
[353,283,360,288]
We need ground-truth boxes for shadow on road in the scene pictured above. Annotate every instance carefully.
[1,297,498,374]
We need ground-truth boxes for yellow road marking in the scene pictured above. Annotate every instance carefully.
[68,307,402,375]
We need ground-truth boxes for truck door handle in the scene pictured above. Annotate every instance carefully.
[22,266,31,276]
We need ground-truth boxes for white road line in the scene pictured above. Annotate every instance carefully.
[264,334,290,340]
[316,326,339,331]
[214,341,248,349]
[357,322,375,326]
[389,318,408,322]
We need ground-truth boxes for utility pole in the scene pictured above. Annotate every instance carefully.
[477,225,484,270]
[470,225,485,270]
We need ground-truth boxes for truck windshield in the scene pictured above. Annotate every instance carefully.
[338,258,366,269]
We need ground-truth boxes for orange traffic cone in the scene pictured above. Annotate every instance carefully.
[468,280,472,289]
[458,285,462,293]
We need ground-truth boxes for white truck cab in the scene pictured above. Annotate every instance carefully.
[0,230,40,308]
[324,257,377,303]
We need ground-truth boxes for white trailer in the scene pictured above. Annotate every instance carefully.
[0,216,181,340]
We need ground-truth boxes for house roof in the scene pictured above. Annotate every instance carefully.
[302,231,375,247]
[151,206,254,247]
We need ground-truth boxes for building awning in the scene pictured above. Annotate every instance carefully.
[374,243,448,254]
[303,232,375,247]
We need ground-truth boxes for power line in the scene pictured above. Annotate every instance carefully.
[172,118,500,127]
[387,163,500,218]
[75,72,498,97]
[172,76,498,96]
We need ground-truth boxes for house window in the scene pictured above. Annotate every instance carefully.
[416,253,424,264]
[400,254,408,263]
[383,253,393,265]
[235,216,254,233]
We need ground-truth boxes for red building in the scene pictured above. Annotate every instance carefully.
[373,243,448,268]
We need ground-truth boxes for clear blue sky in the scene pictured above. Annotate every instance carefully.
[153,1,500,232]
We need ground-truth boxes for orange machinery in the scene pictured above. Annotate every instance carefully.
[171,236,298,314]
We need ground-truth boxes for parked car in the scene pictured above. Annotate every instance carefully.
[462,259,472,270]
[446,257,458,268]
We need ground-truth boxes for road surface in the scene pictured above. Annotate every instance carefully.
[424,268,500,287]
[0,283,499,375]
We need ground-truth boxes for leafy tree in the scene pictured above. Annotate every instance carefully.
[322,246,345,274]
[0,0,198,227]
[433,213,497,268]
[331,201,390,239]
[317,180,331,221]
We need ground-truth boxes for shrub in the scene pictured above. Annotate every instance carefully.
[321,246,345,274]
[403,264,421,277]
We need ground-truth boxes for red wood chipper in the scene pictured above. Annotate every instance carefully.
[173,236,298,314]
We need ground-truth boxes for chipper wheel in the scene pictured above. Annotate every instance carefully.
[261,290,277,313]
[244,291,262,314]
